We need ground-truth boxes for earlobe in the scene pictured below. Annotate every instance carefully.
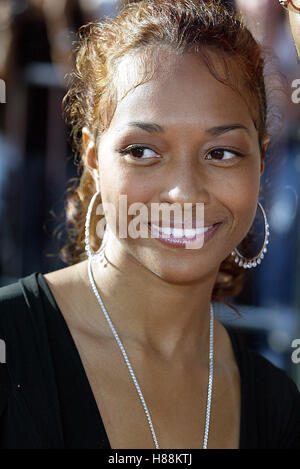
[82,127,100,191]
[86,142,98,171]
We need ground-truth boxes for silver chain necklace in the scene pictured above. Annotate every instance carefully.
[87,254,214,449]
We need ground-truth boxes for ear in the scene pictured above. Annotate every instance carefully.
[82,127,100,190]
[260,136,270,175]
[82,126,97,169]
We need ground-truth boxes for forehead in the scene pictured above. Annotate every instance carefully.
[108,48,255,132]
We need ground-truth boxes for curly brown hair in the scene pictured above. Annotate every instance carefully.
[60,0,269,306]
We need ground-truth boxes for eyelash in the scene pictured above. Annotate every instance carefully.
[117,145,246,162]
[118,145,159,160]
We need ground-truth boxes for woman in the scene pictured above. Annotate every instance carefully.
[0,0,299,449]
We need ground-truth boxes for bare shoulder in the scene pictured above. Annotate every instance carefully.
[42,260,90,328]
[43,260,91,298]
[43,260,86,285]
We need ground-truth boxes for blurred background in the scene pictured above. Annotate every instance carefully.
[0,0,299,389]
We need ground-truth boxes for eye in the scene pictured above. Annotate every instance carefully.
[206,148,245,161]
[118,145,160,160]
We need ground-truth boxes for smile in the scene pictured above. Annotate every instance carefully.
[147,222,223,249]
[149,223,213,238]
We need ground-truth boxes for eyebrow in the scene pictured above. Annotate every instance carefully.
[207,124,250,136]
[126,122,164,133]
[125,121,250,136]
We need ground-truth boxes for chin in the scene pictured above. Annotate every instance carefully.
[135,250,216,285]
[155,270,209,286]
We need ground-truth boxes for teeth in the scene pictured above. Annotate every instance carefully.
[184,227,211,237]
[173,228,184,237]
[150,224,213,238]
[151,225,172,236]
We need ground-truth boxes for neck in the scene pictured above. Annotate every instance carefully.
[85,238,219,363]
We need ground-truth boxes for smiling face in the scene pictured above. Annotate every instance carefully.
[87,48,266,285]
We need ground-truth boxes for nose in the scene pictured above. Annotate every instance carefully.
[159,159,210,208]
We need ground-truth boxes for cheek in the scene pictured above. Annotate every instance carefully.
[213,163,261,236]
[121,177,154,208]
[98,160,155,226]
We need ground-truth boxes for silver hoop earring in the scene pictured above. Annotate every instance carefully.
[85,191,108,262]
[231,201,270,269]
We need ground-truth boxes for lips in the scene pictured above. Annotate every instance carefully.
[148,222,215,239]
[149,220,222,229]
[146,222,223,249]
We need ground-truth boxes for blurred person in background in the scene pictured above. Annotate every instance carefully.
[233,0,300,371]
[79,0,121,21]
[0,0,12,82]
[0,0,122,285]
[0,0,84,283]
[0,0,20,284]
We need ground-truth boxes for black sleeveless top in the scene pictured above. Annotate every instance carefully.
[0,272,299,449]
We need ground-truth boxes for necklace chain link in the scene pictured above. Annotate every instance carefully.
[88,255,214,449]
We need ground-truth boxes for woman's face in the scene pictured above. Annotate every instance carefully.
[94,48,265,284]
